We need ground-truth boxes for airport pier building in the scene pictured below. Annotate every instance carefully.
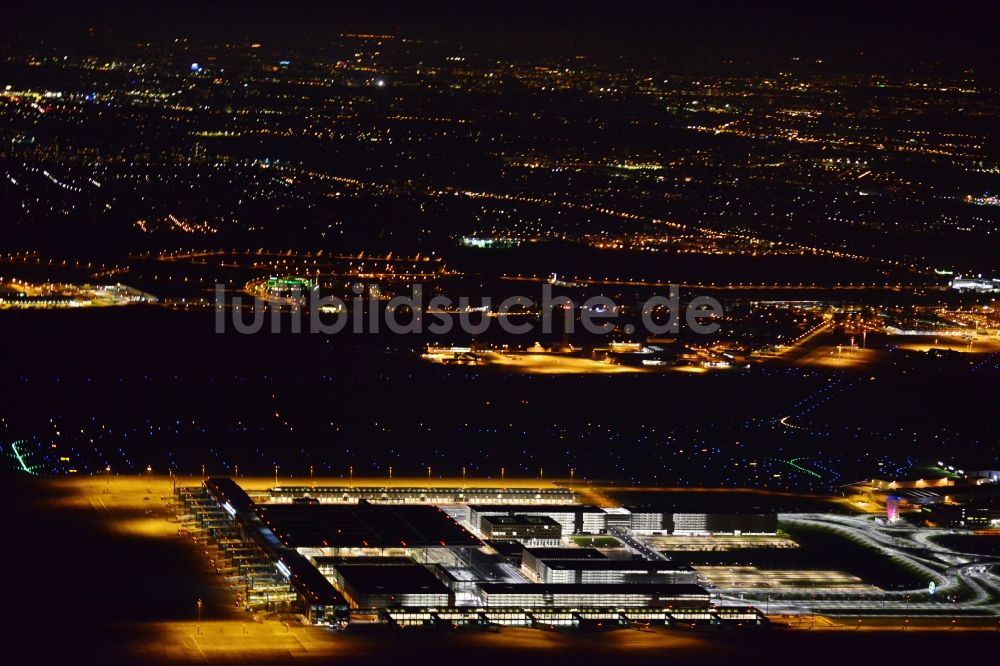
[182,478,763,627]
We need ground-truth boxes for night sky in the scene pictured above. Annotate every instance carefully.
[2,1,998,67]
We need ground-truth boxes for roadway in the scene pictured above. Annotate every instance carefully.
[708,514,1000,616]
[609,526,669,560]
[615,511,1000,616]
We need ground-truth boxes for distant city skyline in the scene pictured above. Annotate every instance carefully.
[3,2,1000,66]
[2,5,998,663]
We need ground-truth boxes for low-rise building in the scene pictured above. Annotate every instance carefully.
[536,559,698,585]
[469,504,607,535]
[320,558,454,608]
[480,514,562,545]
[521,546,606,578]
[477,583,710,608]
[624,507,777,535]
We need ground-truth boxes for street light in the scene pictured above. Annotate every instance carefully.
[146,464,152,494]
[274,464,279,487]
[196,598,203,635]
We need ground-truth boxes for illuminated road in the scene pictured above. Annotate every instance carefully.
[696,514,1000,617]
[609,526,669,560]
[498,275,927,291]
[9,439,36,474]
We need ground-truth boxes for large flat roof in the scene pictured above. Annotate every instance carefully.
[481,514,561,526]
[627,505,778,515]
[523,547,607,560]
[272,486,572,495]
[278,550,347,607]
[256,502,482,548]
[479,583,708,597]
[469,504,605,513]
[313,555,415,568]
[203,479,347,608]
[205,477,256,514]
[336,564,451,595]
[485,540,525,556]
[540,560,694,572]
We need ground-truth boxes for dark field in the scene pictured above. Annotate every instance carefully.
[1,307,997,491]
[930,535,1000,557]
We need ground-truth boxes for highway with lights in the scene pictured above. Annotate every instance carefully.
[681,513,1000,617]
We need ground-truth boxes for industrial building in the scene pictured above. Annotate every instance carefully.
[197,477,350,624]
[484,539,526,565]
[182,478,758,628]
[624,507,778,535]
[468,504,777,537]
[950,276,1000,292]
[469,504,607,535]
[382,605,765,629]
[477,583,711,608]
[522,546,607,578]
[269,485,576,505]
[256,500,482,555]
[536,560,698,585]
[922,504,1000,528]
[479,514,562,545]
[316,557,454,608]
[886,481,1000,528]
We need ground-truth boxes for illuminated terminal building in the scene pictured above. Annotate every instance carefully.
[196,478,349,624]
[255,500,482,557]
[268,485,575,505]
[469,504,777,537]
[521,546,606,575]
[315,557,454,608]
[536,560,698,585]
[178,478,757,627]
[476,583,710,608]
[479,514,562,546]
[922,504,1000,529]
[469,504,608,535]
[266,275,315,295]
[949,276,1000,292]
[623,507,779,535]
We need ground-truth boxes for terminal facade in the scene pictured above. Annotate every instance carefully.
[176,478,769,629]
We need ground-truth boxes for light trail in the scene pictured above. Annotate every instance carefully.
[778,415,806,430]
[783,458,822,479]
[9,440,34,475]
